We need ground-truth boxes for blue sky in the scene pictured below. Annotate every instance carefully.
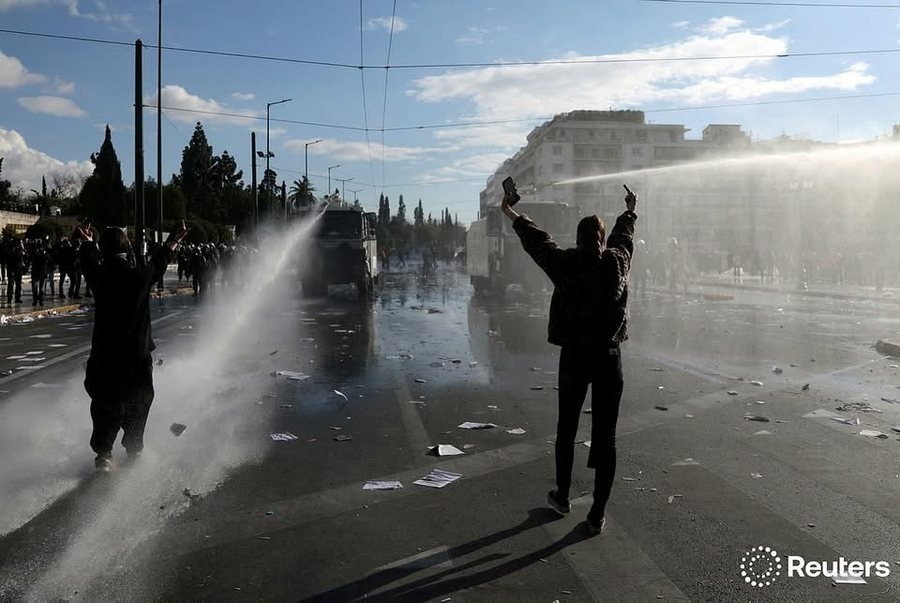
[1,0,900,223]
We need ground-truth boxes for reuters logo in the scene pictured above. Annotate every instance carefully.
[740,546,782,588]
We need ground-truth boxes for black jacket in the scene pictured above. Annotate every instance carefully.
[81,243,173,398]
[512,210,636,347]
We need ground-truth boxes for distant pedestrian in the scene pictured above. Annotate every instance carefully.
[503,180,637,535]
[80,222,188,472]
[27,239,49,306]
[5,240,26,305]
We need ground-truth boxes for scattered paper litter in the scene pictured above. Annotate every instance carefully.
[272,370,309,381]
[831,417,860,426]
[363,480,403,491]
[529,386,544,390]
[333,390,348,402]
[47,343,67,348]
[650,367,664,372]
[582,440,591,448]
[408,400,426,406]
[832,574,867,585]
[754,400,766,405]
[415,378,427,383]
[772,367,783,374]
[333,433,353,442]
[727,390,739,396]
[428,444,465,456]
[751,472,763,479]
[685,414,695,419]
[622,477,638,482]
[836,402,882,413]
[169,423,187,437]
[270,432,298,442]
[754,430,773,435]
[859,430,889,439]
[458,421,497,430]
[749,380,764,387]
[654,405,668,411]
[506,427,526,435]
[414,468,462,488]
[744,415,770,422]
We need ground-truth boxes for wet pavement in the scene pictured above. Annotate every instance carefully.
[1,261,900,601]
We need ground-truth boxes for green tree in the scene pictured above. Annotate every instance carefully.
[414,199,424,227]
[79,125,127,226]
[179,122,214,217]
[209,150,242,223]
[396,194,406,224]
[0,158,11,204]
[289,176,316,209]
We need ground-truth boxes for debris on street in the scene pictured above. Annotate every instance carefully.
[744,415,771,422]
[333,434,353,442]
[169,422,187,437]
[836,402,882,413]
[272,370,309,381]
[363,480,403,490]
[270,432,298,441]
[859,430,889,439]
[830,417,860,426]
[458,421,497,430]
[333,390,348,402]
[414,468,462,488]
[427,444,465,456]
[507,427,526,435]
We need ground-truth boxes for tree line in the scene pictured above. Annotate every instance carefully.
[0,121,466,248]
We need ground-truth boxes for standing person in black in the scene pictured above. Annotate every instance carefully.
[55,238,74,299]
[6,239,26,305]
[502,183,637,534]
[27,238,49,306]
[80,223,188,472]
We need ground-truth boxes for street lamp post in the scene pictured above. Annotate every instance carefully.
[349,188,363,204]
[336,177,353,203]
[327,164,341,200]
[266,98,291,223]
[305,139,322,183]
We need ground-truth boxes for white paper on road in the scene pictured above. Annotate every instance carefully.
[18,357,45,362]
[859,429,889,439]
[29,334,52,339]
[458,422,497,430]
[270,432,298,441]
[414,468,462,488]
[749,380,764,386]
[25,351,43,355]
[832,574,867,585]
[830,416,860,426]
[47,344,67,348]
[30,382,60,389]
[5,356,25,360]
[274,371,309,381]
[428,444,465,456]
[507,428,526,435]
[363,480,403,490]
[333,390,348,402]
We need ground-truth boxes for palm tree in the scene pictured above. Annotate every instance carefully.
[289,176,316,209]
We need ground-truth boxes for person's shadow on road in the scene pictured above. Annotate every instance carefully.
[306,507,593,602]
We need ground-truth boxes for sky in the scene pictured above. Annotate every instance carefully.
[1,0,900,224]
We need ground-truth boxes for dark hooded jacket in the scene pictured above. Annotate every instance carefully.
[80,243,173,398]
[512,210,636,347]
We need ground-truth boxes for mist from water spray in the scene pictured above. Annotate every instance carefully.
[0,212,323,599]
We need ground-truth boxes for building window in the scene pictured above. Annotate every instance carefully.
[552,163,564,174]
[553,145,563,156]
[631,147,644,157]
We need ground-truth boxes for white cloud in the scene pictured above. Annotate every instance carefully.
[0,50,45,88]
[0,0,48,9]
[456,26,490,46]
[699,16,745,35]
[366,16,408,32]
[145,85,259,125]
[757,18,791,33]
[420,152,510,183]
[53,77,75,94]
[231,92,255,102]
[63,0,135,30]
[408,29,875,150]
[17,95,86,117]
[671,20,690,29]
[0,127,92,192]
[285,138,444,163]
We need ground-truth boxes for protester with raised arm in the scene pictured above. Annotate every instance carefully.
[502,181,637,534]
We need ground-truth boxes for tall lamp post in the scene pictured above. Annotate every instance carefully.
[336,177,353,204]
[327,164,341,200]
[266,98,291,222]
[349,188,363,204]
[305,139,322,183]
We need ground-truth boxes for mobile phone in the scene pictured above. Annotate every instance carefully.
[501,176,521,206]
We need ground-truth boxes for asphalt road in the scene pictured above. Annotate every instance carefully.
[1,265,899,601]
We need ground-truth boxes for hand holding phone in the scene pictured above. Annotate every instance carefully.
[623,184,637,212]
[502,176,521,207]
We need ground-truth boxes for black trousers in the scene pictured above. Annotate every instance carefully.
[6,271,22,302]
[89,376,155,458]
[556,344,624,519]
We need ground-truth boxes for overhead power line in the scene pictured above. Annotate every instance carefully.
[380,0,399,190]
[359,0,377,192]
[6,27,900,69]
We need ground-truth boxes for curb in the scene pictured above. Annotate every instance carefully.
[689,280,900,305]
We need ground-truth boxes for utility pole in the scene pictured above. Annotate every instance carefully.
[156,0,163,287]
[134,39,145,268]
[336,177,353,204]
[251,131,258,234]
[266,98,291,226]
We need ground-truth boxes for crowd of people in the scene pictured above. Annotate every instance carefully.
[175,242,254,298]
[0,225,91,307]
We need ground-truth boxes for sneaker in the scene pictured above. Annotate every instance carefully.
[547,490,570,516]
[95,457,113,473]
[587,515,606,535]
